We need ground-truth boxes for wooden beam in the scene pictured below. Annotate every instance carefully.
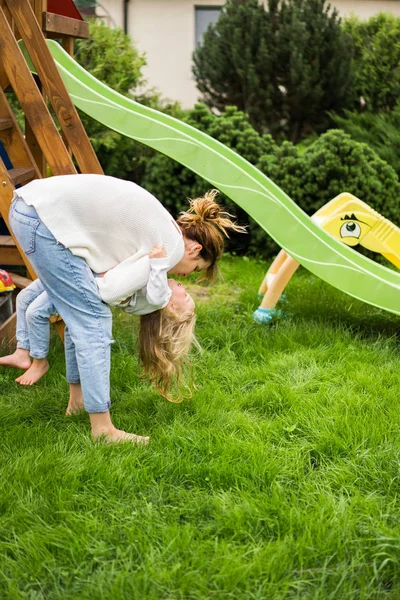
[0,6,77,176]
[0,160,37,280]
[61,36,75,57]
[8,272,33,289]
[33,0,46,23]
[5,0,103,175]
[42,12,89,39]
[0,310,16,344]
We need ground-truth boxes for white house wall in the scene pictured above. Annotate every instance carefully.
[96,0,400,108]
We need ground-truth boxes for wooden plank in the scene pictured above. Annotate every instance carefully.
[42,12,89,39]
[0,86,42,181]
[8,272,32,288]
[0,6,76,176]
[0,118,12,131]
[5,0,103,176]
[0,234,16,246]
[33,0,46,23]
[8,166,35,186]
[0,247,26,265]
[61,36,75,57]
[0,310,16,344]
[25,119,47,177]
[0,161,37,280]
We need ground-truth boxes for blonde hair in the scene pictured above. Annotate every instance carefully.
[177,190,247,281]
[138,304,197,403]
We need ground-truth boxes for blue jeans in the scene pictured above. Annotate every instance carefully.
[16,279,55,359]
[9,196,112,413]
[16,280,80,383]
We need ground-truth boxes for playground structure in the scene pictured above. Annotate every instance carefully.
[0,0,99,342]
[1,0,400,347]
[255,193,400,322]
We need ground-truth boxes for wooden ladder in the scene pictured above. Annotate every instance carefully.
[0,0,103,342]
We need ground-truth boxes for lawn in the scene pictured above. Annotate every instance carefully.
[1,256,400,599]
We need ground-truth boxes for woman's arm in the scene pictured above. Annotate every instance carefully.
[96,255,151,306]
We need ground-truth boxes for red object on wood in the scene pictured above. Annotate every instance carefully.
[47,0,84,21]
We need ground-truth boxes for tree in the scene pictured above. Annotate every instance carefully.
[72,21,151,180]
[330,105,400,180]
[193,0,354,142]
[343,14,400,112]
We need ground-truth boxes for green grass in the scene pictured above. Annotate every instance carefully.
[1,256,400,599]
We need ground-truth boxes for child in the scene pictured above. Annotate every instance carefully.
[0,247,196,400]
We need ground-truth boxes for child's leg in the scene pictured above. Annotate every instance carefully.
[260,255,300,309]
[0,279,45,370]
[16,290,55,386]
[258,249,288,295]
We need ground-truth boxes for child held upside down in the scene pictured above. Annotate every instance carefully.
[0,246,196,404]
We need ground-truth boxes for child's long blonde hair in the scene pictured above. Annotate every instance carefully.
[139,190,245,401]
[138,304,196,403]
[177,189,247,281]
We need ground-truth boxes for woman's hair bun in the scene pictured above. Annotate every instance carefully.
[178,189,247,237]
[190,190,221,222]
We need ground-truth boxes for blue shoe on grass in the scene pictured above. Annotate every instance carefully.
[253,307,286,324]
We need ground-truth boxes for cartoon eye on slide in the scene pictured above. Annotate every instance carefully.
[340,221,361,239]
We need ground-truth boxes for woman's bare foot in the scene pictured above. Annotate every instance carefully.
[0,348,31,370]
[92,427,150,446]
[65,383,85,415]
[15,358,49,385]
[97,429,150,445]
[90,411,149,445]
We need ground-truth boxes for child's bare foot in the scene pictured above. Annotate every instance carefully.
[65,383,85,415]
[15,358,49,385]
[0,348,31,370]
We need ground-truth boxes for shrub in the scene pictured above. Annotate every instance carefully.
[144,111,400,258]
[193,0,354,142]
[330,106,400,180]
[142,104,279,256]
[74,21,154,181]
[343,14,400,111]
[258,129,400,225]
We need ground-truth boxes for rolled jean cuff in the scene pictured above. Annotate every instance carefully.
[85,400,111,414]
[29,351,48,360]
[17,342,29,350]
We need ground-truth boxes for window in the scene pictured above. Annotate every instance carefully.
[195,6,222,46]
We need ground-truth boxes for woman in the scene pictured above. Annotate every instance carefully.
[9,174,245,444]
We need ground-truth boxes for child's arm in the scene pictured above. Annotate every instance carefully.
[145,246,172,307]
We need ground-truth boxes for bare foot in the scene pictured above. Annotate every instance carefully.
[0,348,31,370]
[16,358,49,385]
[65,383,85,415]
[90,412,149,445]
[94,428,150,445]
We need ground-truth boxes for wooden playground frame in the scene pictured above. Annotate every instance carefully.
[0,0,102,343]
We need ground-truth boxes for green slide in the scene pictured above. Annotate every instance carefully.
[35,41,400,315]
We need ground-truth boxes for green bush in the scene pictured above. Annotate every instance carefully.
[73,21,156,181]
[343,14,400,111]
[144,116,400,258]
[74,21,145,94]
[193,0,354,142]
[330,105,400,180]
[142,104,279,257]
[258,129,400,224]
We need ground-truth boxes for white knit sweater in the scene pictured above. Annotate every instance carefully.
[17,174,184,306]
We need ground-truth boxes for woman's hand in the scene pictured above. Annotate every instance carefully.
[149,245,167,259]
